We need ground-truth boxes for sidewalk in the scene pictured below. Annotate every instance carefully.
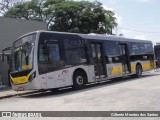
[0,86,39,99]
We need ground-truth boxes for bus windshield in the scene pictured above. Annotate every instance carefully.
[11,42,34,72]
[11,34,36,72]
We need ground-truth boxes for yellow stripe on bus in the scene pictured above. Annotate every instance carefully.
[131,64,136,72]
[131,61,155,73]
[142,62,149,70]
[10,74,30,85]
[112,66,123,75]
[142,61,155,70]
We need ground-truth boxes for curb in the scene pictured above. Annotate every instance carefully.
[0,90,40,99]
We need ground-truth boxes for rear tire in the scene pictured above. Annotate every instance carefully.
[73,71,87,89]
[135,65,142,78]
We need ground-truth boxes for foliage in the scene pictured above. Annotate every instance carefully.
[0,0,25,15]
[3,0,117,34]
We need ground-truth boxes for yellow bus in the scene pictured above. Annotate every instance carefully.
[9,30,155,91]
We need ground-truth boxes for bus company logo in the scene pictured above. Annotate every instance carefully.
[2,112,12,118]
[62,70,69,75]
[1,112,42,118]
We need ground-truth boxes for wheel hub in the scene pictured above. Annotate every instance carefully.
[76,76,83,85]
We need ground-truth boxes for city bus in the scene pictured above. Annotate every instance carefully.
[9,30,155,91]
[154,44,160,68]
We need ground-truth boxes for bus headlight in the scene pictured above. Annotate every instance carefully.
[29,71,36,82]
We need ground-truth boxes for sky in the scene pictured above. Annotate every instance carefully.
[86,0,160,44]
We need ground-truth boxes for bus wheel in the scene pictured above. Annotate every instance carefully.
[73,71,87,89]
[135,65,142,78]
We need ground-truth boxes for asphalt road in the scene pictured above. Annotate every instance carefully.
[1,70,160,120]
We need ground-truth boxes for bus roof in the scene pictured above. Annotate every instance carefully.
[18,30,152,44]
[79,34,152,43]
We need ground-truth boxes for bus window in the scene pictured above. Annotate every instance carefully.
[104,41,120,63]
[146,43,153,53]
[139,43,153,54]
[130,42,140,55]
[38,42,65,74]
[64,39,86,65]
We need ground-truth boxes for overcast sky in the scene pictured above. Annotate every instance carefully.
[85,0,160,44]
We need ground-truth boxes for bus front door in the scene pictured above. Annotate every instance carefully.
[119,44,131,74]
[91,43,106,79]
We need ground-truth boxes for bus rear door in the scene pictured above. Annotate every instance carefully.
[119,43,131,74]
[90,43,106,79]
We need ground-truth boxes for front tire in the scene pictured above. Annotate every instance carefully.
[73,71,87,89]
[135,65,142,78]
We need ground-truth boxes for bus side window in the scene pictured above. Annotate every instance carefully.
[39,44,49,62]
[130,42,140,55]
[104,41,120,63]
[64,39,86,65]
[39,43,65,69]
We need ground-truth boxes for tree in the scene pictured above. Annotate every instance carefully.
[4,0,45,20]
[0,0,25,15]
[4,0,64,22]
[49,1,117,34]
[3,0,117,34]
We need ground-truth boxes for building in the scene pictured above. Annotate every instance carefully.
[0,17,47,86]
